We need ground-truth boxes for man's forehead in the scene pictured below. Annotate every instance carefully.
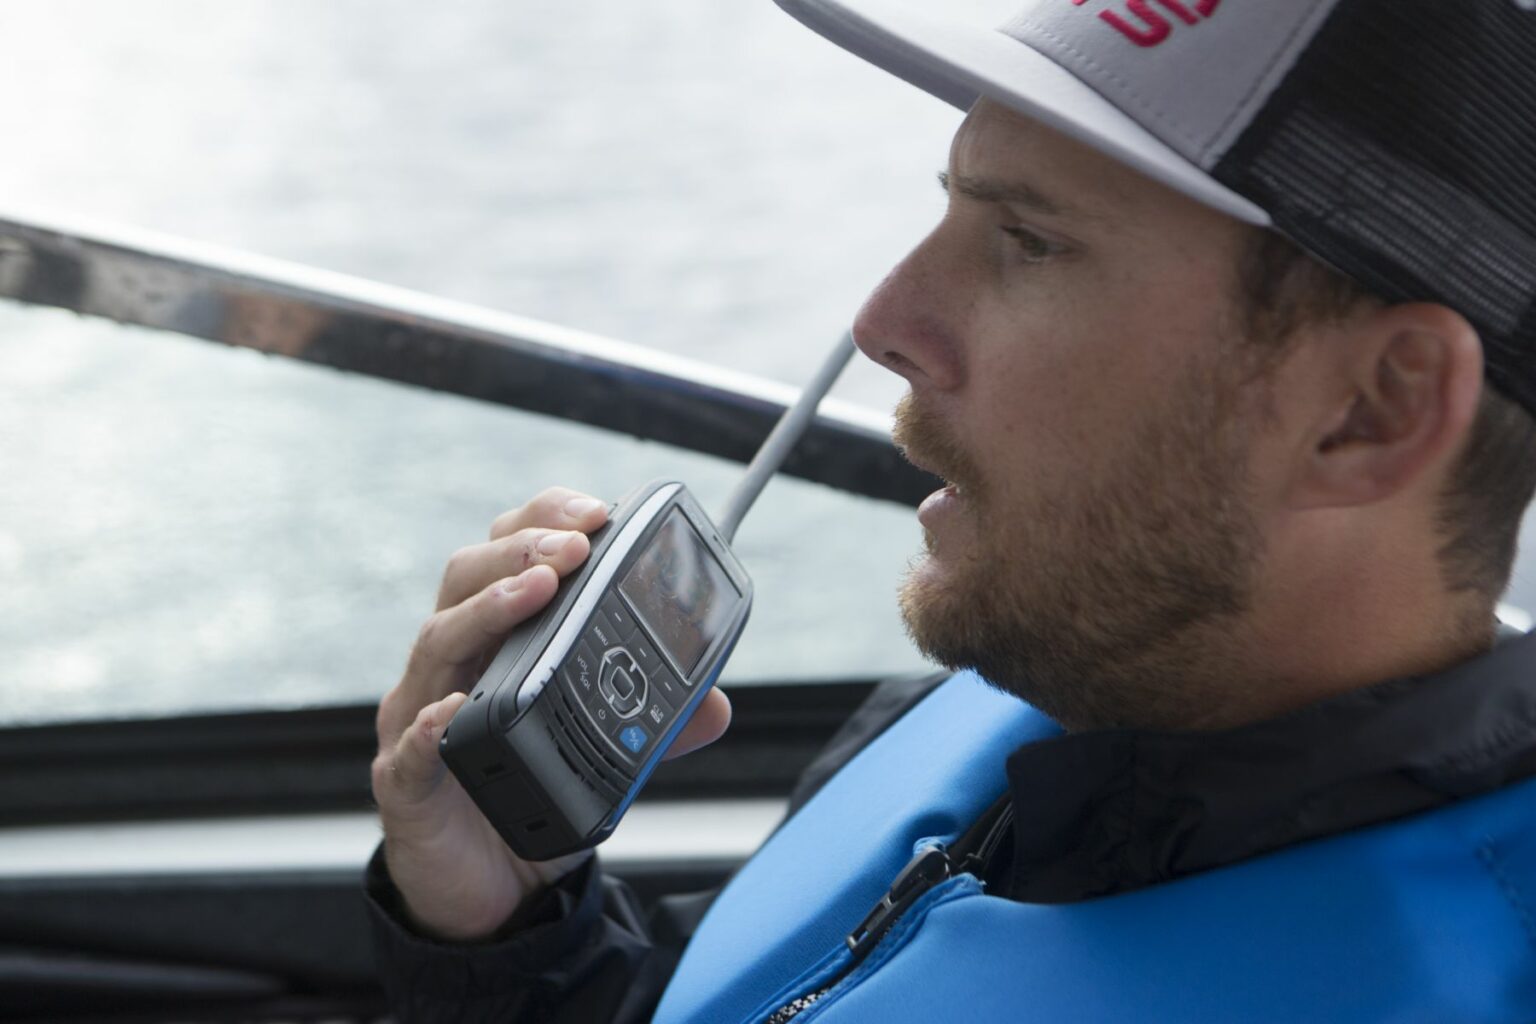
[947,98,1223,227]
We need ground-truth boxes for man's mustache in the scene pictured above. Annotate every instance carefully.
[892,393,983,498]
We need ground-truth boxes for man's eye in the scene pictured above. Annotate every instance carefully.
[1000,226,1059,263]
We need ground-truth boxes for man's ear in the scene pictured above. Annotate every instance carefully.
[1293,303,1482,510]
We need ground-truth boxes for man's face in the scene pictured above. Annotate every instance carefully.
[854,99,1277,731]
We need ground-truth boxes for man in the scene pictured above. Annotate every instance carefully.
[367,0,1536,1020]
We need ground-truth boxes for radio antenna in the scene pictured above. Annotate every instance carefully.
[716,330,857,543]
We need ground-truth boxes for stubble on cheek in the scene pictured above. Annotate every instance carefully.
[892,353,1268,732]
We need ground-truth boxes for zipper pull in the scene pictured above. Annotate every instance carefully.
[845,846,951,963]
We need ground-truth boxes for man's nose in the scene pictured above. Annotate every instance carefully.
[851,246,964,392]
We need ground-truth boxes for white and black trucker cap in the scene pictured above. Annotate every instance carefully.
[777,0,1536,415]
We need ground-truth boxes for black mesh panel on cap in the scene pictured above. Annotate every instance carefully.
[1214,0,1536,416]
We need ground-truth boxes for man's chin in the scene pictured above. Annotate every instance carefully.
[906,524,986,585]
[898,549,984,663]
[900,548,963,611]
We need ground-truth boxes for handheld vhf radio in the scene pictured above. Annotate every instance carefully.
[440,334,856,861]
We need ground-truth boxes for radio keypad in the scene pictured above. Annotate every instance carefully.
[562,587,699,765]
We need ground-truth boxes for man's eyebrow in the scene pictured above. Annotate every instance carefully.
[937,169,1072,217]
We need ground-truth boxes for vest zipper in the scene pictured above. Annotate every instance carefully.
[760,797,1018,1024]
[763,846,952,1024]
[761,988,830,1024]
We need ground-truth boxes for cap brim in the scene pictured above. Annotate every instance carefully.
[776,0,1269,226]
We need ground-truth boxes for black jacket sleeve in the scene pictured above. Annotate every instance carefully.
[365,671,947,1023]
[366,849,694,1023]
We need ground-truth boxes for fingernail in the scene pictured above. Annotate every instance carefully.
[564,497,604,518]
[500,575,524,596]
[538,531,575,555]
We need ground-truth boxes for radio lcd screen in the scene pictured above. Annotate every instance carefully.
[619,509,740,675]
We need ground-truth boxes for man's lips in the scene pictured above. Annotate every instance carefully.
[917,483,962,529]
[903,456,970,536]
[899,447,968,530]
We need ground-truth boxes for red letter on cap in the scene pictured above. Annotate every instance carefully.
[1101,0,1172,46]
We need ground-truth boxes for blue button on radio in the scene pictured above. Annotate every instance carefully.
[619,725,649,754]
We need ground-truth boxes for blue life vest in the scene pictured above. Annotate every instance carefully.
[653,671,1536,1023]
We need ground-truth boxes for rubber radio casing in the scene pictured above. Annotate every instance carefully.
[440,480,753,861]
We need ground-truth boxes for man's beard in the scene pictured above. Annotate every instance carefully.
[893,357,1267,732]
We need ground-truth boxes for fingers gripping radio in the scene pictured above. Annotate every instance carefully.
[440,481,752,861]
[441,333,853,861]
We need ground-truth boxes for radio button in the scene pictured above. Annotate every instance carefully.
[600,594,639,639]
[560,641,601,702]
[610,665,636,702]
[616,724,651,757]
[587,610,624,653]
[589,701,613,730]
[641,695,671,733]
[627,633,670,679]
[648,665,686,711]
[572,668,610,721]
[598,648,648,719]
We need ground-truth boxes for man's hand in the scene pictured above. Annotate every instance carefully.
[372,487,733,942]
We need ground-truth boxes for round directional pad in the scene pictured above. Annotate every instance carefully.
[598,648,648,719]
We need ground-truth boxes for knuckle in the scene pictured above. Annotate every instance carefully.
[480,576,511,612]
[488,486,583,540]
[414,612,449,661]
[370,752,395,791]
[414,702,437,730]
[476,590,519,639]
[532,485,571,510]
[510,531,545,570]
[488,503,527,540]
[442,545,475,583]
[370,752,409,805]
[533,486,587,525]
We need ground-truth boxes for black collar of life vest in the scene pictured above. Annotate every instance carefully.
[995,628,1536,903]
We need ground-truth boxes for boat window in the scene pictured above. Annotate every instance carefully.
[0,1,979,725]
[0,302,929,725]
